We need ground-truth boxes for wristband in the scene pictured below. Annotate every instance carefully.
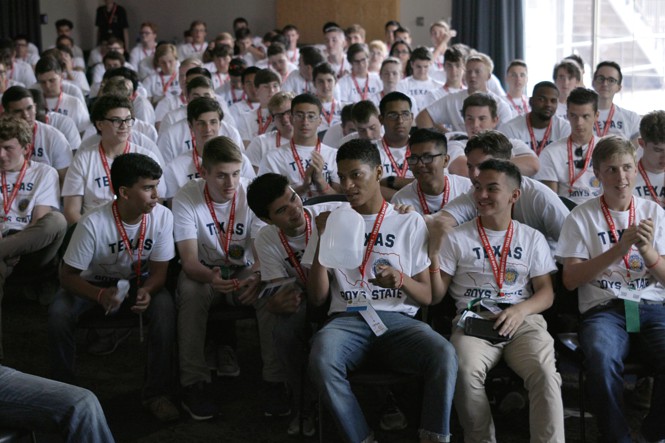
[428,267,441,273]
[647,256,661,269]
[322,182,331,192]
[396,272,404,289]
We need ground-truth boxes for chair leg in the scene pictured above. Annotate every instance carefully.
[579,367,585,443]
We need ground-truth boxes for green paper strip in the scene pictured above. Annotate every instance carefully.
[625,299,640,333]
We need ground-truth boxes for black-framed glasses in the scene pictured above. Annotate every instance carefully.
[406,153,443,166]
[593,75,619,85]
[384,111,412,121]
[103,117,135,128]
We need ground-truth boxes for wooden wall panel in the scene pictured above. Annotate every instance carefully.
[275,0,400,45]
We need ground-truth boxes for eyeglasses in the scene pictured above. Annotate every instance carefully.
[406,153,443,166]
[384,111,412,121]
[292,112,319,122]
[593,75,619,85]
[271,111,291,120]
[103,117,135,128]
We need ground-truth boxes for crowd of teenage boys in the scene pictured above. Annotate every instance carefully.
[0,2,664,442]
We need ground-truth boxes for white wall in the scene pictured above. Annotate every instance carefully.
[399,0,453,48]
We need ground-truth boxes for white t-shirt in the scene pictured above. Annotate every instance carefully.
[133,94,156,126]
[396,77,443,116]
[374,141,414,179]
[178,42,208,61]
[321,123,345,149]
[163,150,255,199]
[156,119,243,164]
[317,99,344,133]
[10,60,36,87]
[258,142,339,199]
[301,204,430,316]
[254,201,346,282]
[129,46,155,71]
[245,130,287,169]
[392,173,473,215]
[31,121,73,170]
[595,105,641,140]
[158,99,236,134]
[154,94,186,124]
[337,73,383,106]
[143,72,181,101]
[79,132,164,166]
[556,196,665,313]
[218,82,246,107]
[282,70,314,96]
[61,142,166,214]
[425,90,516,132]
[45,112,81,150]
[443,176,570,253]
[633,165,665,204]
[424,85,465,107]
[498,115,571,155]
[228,99,258,125]
[440,219,556,312]
[235,107,276,142]
[172,178,264,267]
[63,201,175,283]
[499,94,530,116]
[535,135,602,205]
[45,93,90,133]
[0,161,59,231]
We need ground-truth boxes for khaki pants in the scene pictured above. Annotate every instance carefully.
[451,314,565,443]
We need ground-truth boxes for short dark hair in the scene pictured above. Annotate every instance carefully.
[409,46,432,62]
[35,56,62,75]
[90,95,133,128]
[253,68,280,87]
[247,173,292,219]
[531,81,558,96]
[110,153,162,197]
[186,76,214,94]
[202,136,243,170]
[55,19,74,29]
[567,87,599,113]
[379,91,411,115]
[594,60,623,85]
[465,130,512,160]
[1,85,32,109]
[299,46,325,67]
[385,20,401,30]
[462,93,498,119]
[346,43,368,63]
[477,158,522,189]
[229,57,248,77]
[351,100,379,124]
[291,93,322,114]
[341,104,354,126]
[235,27,252,41]
[409,128,448,154]
[337,138,381,167]
[187,96,223,123]
[241,66,260,84]
[313,62,336,82]
[443,47,464,64]
[553,59,582,82]
[507,59,527,72]
[103,50,125,65]
[212,44,233,59]
[186,66,212,80]
[267,42,286,57]
[104,67,139,92]
[639,110,665,144]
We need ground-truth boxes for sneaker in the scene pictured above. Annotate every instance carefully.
[498,390,527,414]
[181,382,219,421]
[379,392,408,431]
[216,345,240,377]
[87,328,131,356]
[263,381,291,417]
[287,411,316,437]
[144,395,180,422]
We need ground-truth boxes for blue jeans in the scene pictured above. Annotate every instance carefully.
[309,311,457,443]
[48,287,176,401]
[580,301,665,442]
[0,365,115,443]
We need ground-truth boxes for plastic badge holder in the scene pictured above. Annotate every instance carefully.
[319,206,365,269]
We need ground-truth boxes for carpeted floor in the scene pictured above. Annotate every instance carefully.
[1,282,650,442]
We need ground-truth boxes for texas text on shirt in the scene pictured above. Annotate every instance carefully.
[439,219,556,312]
[594,105,641,140]
[172,178,265,267]
[633,163,665,205]
[555,196,665,313]
[392,172,473,216]
[535,135,602,204]
[302,204,430,316]
[0,162,59,231]
[337,73,383,107]
[498,114,571,155]
[375,141,415,180]
[257,142,339,201]
[30,120,73,171]
[63,201,175,283]
[61,142,166,214]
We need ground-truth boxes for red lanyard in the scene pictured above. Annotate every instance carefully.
[638,160,663,206]
[476,218,514,296]
[51,90,63,113]
[257,109,273,135]
[178,94,187,106]
[290,140,320,180]
[600,196,635,279]
[99,141,131,196]
[1,158,29,219]
[289,49,297,63]
[507,95,528,115]
[275,131,282,147]
[359,201,388,282]
[111,200,146,284]
[278,210,311,284]
[106,3,117,26]
[526,113,553,156]
[416,176,449,215]
[203,184,236,262]
[160,71,177,95]
[381,138,410,178]
[216,72,229,86]
[567,136,595,193]
[594,104,615,137]
[322,100,336,126]
[352,75,369,100]
[25,123,38,160]
[336,61,346,79]
[191,42,204,52]
[141,47,154,58]
[190,130,202,175]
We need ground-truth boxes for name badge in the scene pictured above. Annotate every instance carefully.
[457,309,483,329]
[346,296,368,312]
[359,304,388,336]
[618,285,641,302]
